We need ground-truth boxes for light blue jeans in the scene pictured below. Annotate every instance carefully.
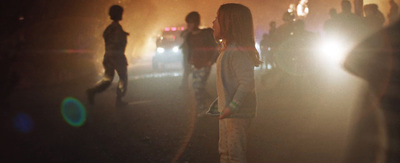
[192,66,211,111]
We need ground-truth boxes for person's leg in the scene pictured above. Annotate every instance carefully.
[87,59,115,104]
[201,66,212,100]
[220,118,251,163]
[192,67,211,114]
[180,62,191,89]
[219,119,229,163]
[115,60,128,106]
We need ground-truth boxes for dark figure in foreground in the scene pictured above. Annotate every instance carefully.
[344,20,400,163]
[87,5,129,107]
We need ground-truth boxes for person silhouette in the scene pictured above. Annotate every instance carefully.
[344,19,400,163]
[87,5,129,107]
[363,4,385,32]
[323,8,338,36]
[335,0,365,42]
[184,11,219,117]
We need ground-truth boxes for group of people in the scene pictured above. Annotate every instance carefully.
[87,3,259,163]
[87,1,400,162]
[259,0,399,77]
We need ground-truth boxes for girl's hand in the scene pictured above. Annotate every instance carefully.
[219,108,233,119]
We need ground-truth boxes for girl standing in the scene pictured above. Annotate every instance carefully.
[212,3,261,163]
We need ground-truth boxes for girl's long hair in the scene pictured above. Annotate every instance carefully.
[218,3,262,66]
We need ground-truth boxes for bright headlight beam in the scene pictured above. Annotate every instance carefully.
[173,46,179,53]
[318,38,346,65]
[157,47,165,53]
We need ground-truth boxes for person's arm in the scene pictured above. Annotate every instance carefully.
[203,28,219,65]
[220,50,255,119]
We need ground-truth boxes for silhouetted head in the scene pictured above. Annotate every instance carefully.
[363,4,379,17]
[341,0,352,13]
[282,12,295,23]
[270,21,276,28]
[329,8,338,18]
[109,5,123,21]
[185,12,200,27]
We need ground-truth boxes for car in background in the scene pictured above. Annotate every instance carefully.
[152,26,185,70]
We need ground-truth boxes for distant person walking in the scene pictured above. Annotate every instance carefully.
[87,5,129,107]
[184,11,219,116]
[212,3,261,163]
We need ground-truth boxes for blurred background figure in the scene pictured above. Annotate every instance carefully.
[323,8,338,37]
[260,21,277,71]
[270,11,296,69]
[335,0,365,42]
[259,33,273,70]
[269,21,277,36]
[184,11,219,117]
[363,4,385,33]
[354,0,364,17]
[388,0,399,24]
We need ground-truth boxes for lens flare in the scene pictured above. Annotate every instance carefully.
[14,113,34,133]
[61,97,86,127]
[318,37,347,65]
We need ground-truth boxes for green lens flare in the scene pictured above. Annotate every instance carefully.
[61,97,86,127]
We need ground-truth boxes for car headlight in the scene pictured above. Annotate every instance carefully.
[157,47,165,53]
[172,46,179,53]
